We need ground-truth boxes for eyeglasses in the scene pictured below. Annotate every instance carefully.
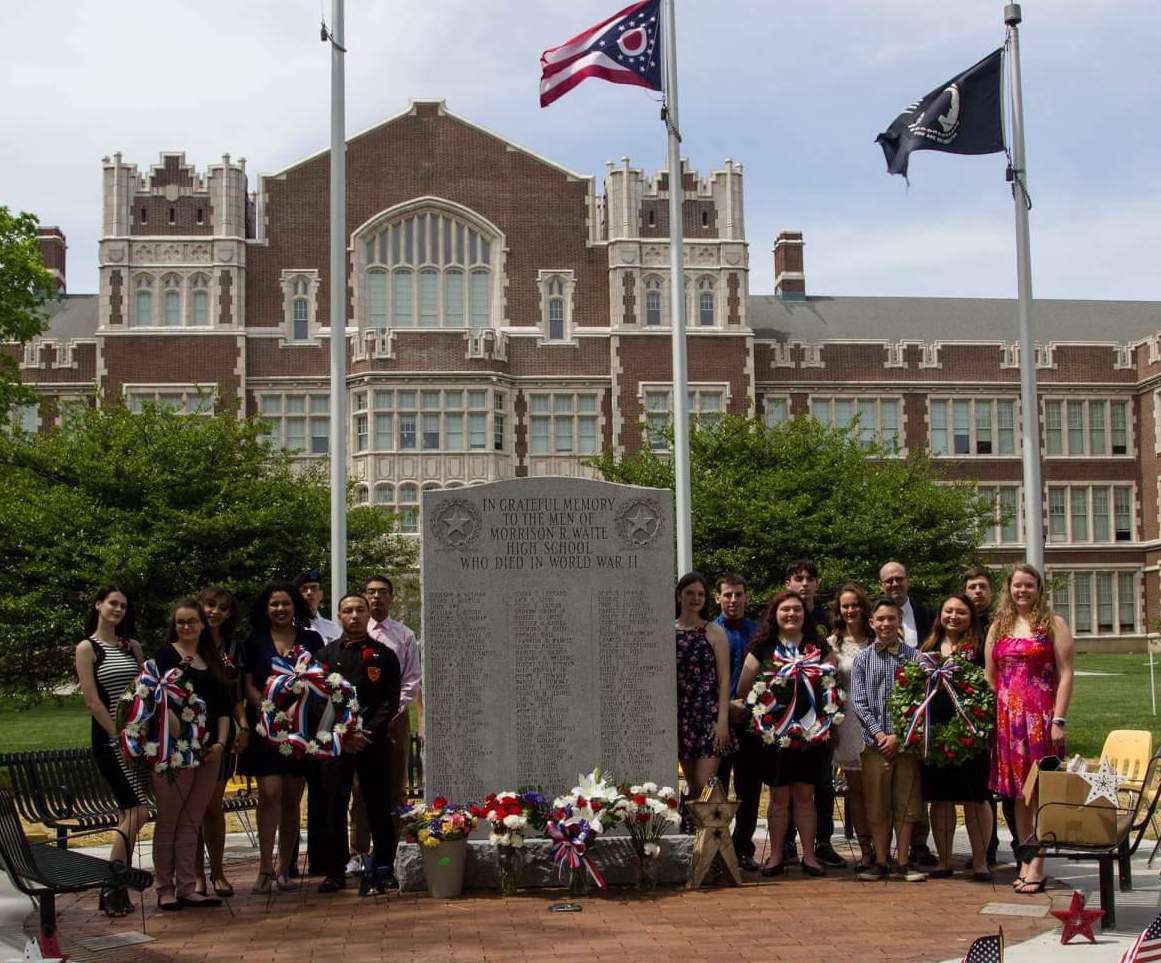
[175,619,203,628]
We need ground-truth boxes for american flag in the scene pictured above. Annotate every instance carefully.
[961,932,1003,963]
[1122,911,1161,963]
[539,0,662,108]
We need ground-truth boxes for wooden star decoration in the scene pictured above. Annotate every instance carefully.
[686,778,742,889]
[1050,890,1105,943]
[1078,756,1129,806]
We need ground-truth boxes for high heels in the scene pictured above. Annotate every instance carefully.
[251,871,274,895]
[210,873,235,898]
[275,873,295,891]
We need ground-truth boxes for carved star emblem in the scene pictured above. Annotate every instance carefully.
[1050,890,1104,944]
[444,508,472,538]
[1078,756,1128,806]
[626,506,656,537]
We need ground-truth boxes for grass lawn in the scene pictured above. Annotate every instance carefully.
[1,654,1158,761]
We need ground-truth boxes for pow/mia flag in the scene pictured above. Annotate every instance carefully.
[876,48,1004,180]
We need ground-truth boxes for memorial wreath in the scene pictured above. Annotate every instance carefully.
[118,659,208,775]
[888,652,995,766]
[745,644,844,747]
[256,648,362,759]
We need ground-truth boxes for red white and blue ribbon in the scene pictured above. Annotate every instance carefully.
[902,653,980,758]
[119,659,207,772]
[750,645,841,746]
[546,819,606,889]
[257,649,359,759]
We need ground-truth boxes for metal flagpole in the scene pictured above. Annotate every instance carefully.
[327,0,348,603]
[662,0,693,575]
[1004,4,1043,572]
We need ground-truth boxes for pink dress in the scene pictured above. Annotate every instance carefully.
[989,631,1058,798]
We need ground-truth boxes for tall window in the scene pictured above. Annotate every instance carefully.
[527,392,600,455]
[361,211,494,329]
[642,386,726,451]
[930,398,1016,456]
[350,387,505,453]
[1046,484,1134,543]
[1051,570,1138,636]
[190,275,210,326]
[977,485,1021,544]
[258,392,330,454]
[764,395,790,428]
[547,278,565,340]
[645,277,662,326]
[162,276,182,326]
[1043,399,1130,456]
[810,395,901,450]
[371,482,421,535]
[292,279,310,339]
[8,403,38,434]
[134,276,154,326]
[696,277,715,326]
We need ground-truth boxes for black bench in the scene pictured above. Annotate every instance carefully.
[0,788,152,950]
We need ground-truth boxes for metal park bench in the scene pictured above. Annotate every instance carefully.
[0,789,152,950]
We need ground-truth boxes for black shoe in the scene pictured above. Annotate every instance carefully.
[802,861,826,878]
[857,863,889,881]
[317,876,345,894]
[760,862,785,877]
[910,846,939,867]
[814,844,846,868]
[737,855,760,873]
[782,842,798,864]
[178,894,222,908]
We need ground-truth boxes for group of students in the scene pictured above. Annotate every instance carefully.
[75,571,421,916]
[674,559,1075,891]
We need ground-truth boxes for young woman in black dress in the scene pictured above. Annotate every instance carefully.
[74,584,149,917]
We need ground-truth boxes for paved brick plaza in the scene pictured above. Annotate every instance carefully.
[39,856,1062,963]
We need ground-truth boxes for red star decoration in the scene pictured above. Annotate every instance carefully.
[1050,890,1105,944]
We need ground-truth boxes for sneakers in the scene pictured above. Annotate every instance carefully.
[857,863,889,881]
[891,863,928,882]
[814,844,847,869]
[345,855,365,877]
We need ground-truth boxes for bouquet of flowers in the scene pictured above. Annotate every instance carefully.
[546,769,620,895]
[256,649,362,759]
[396,796,478,847]
[888,653,995,766]
[612,782,680,890]
[746,644,845,748]
[118,660,208,776]
[471,789,548,895]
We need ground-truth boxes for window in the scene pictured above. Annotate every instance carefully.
[1043,399,1130,456]
[196,207,204,225]
[929,398,1016,456]
[645,277,663,327]
[360,211,494,329]
[353,485,369,505]
[168,206,176,226]
[282,273,317,339]
[8,403,38,434]
[1051,570,1139,636]
[977,485,1021,544]
[546,277,566,340]
[351,387,506,453]
[764,396,790,428]
[527,392,600,455]
[696,278,715,326]
[641,386,727,450]
[134,276,154,326]
[1046,484,1134,543]
[162,276,182,326]
[372,481,420,535]
[190,275,210,326]
[811,395,901,450]
[257,392,329,454]
[125,386,215,415]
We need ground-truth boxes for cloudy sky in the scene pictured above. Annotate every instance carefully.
[3,0,1158,302]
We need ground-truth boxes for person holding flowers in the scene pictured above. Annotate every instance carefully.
[316,593,402,895]
[734,590,836,877]
[675,572,734,802]
[851,597,924,882]
[239,580,324,894]
[917,593,994,880]
[75,583,149,917]
[985,563,1074,895]
[828,584,875,871]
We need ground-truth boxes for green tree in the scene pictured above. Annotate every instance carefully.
[590,415,991,607]
[0,402,417,699]
[0,207,56,417]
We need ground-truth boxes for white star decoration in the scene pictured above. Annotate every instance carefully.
[1078,756,1128,806]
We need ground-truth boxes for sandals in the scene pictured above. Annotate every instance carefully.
[1014,877,1047,894]
[251,871,274,895]
[210,874,235,898]
[99,886,131,918]
[275,873,295,891]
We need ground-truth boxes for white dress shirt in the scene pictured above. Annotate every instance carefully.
[310,613,342,643]
[899,599,919,646]
[368,615,422,714]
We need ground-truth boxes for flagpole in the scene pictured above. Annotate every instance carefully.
[327,0,348,604]
[662,0,693,575]
[1004,3,1043,572]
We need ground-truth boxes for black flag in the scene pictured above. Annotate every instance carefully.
[876,48,1005,179]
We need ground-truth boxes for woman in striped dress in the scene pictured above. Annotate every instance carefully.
[74,583,151,917]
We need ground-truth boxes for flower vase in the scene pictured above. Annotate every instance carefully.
[567,864,591,897]
[635,849,658,892]
[496,845,522,897]
[421,838,468,899]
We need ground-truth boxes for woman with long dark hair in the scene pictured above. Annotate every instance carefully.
[151,599,232,910]
[193,586,246,898]
[74,584,150,917]
[919,593,993,880]
[237,581,323,894]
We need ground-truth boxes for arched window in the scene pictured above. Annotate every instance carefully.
[547,278,565,340]
[353,485,369,505]
[359,209,496,329]
[190,274,210,326]
[282,272,317,340]
[644,276,663,326]
[374,483,394,505]
[162,276,182,326]
[697,277,715,327]
[134,276,154,326]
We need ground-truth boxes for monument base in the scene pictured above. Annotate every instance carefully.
[395,836,694,893]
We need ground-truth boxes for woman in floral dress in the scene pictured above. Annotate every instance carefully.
[985,563,1074,894]
[675,572,733,800]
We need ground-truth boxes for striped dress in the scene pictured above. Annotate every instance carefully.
[89,638,151,809]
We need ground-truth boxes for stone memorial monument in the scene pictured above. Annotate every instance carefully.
[421,477,676,805]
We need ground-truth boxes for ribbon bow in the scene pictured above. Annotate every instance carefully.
[769,646,827,739]
[902,652,980,757]
[546,819,606,889]
[874,639,901,656]
[120,659,207,772]
[258,649,358,759]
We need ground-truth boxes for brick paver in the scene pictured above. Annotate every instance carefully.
[36,857,1063,963]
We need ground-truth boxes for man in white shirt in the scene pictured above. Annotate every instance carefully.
[878,561,932,647]
[294,569,342,642]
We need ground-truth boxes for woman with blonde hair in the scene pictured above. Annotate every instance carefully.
[985,564,1074,894]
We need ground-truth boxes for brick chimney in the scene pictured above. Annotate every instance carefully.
[773,230,805,299]
[37,226,66,294]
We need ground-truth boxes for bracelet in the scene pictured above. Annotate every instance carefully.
[1051,717,1067,727]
